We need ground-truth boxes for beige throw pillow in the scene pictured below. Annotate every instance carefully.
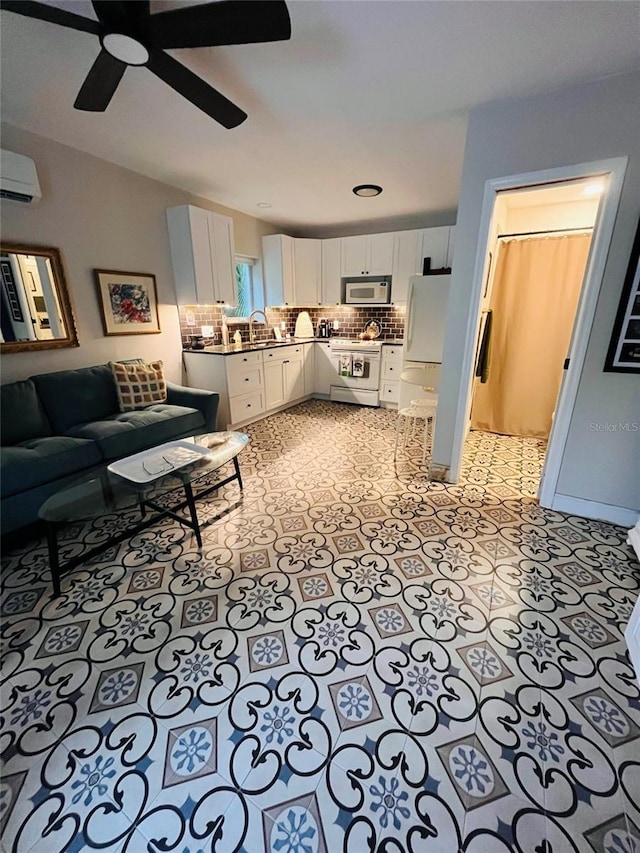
[111,360,167,412]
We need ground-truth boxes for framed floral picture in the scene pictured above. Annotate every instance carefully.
[95,269,161,336]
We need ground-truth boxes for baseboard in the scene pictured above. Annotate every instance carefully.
[550,494,639,528]
[428,463,450,482]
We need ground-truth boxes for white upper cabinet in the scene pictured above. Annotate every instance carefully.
[263,235,321,306]
[321,238,342,305]
[341,235,368,276]
[261,226,455,308]
[293,239,321,305]
[262,234,295,305]
[341,233,395,276]
[368,233,395,274]
[391,230,420,304]
[209,212,236,304]
[166,205,236,305]
[416,225,451,273]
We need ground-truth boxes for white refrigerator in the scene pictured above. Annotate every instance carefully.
[400,274,450,408]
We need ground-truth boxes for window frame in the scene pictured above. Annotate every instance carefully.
[223,255,264,323]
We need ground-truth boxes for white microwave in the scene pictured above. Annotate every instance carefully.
[344,279,390,304]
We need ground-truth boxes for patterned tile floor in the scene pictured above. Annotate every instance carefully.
[1,400,639,853]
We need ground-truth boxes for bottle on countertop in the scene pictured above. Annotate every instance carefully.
[221,317,230,347]
[233,330,242,348]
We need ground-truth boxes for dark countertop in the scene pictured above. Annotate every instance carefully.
[183,337,404,355]
[183,338,319,355]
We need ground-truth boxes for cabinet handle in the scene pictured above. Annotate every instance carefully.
[244,377,249,382]
[243,357,248,362]
[283,360,289,364]
[247,403,252,408]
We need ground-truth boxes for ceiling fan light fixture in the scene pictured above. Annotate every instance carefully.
[353,184,383,197]
[102,33,149,66]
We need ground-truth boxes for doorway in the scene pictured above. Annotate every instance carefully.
[445,156,628,512]
[465,180,599,496]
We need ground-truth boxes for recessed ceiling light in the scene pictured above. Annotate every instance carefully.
[582,182,604,196]
[353,184,383,197]
[257,202,272,208]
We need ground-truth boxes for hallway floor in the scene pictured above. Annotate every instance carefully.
[1,401,638,853]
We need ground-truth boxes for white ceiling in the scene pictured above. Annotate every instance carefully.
[1,1,638,235]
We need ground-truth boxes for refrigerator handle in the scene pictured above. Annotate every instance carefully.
[407,282,415,353]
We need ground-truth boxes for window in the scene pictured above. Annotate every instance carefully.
[224,255,263,319]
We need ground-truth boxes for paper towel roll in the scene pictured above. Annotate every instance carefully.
[294,311,314,338]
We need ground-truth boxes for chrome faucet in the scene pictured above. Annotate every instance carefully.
[248,310,268,343]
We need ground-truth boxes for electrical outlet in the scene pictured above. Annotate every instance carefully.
[185,311,196,326]
[201,325,214,337]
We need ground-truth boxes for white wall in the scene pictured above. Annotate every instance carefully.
[434,70,640,514]
[0,124,279,385]
[504,198,599,233]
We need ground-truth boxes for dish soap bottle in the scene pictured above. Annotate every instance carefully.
[233,330,242,348]
[221,317,230,347]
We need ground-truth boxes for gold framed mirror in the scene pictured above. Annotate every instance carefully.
[0,243,79,353]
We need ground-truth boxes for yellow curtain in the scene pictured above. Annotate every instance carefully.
[471,233,592,438]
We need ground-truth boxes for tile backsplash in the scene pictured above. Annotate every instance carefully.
[178,304,406,347]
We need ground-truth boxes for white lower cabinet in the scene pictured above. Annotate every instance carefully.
[285,353,304,400]
[185,344,310,429]
[303,343,315,396]
[314,342,333,396]
[264,359,286,409]
[380,344,403,406]
[184,350,266,429]
[185,341,401,426]
[229,390,264,424]
[264,345,304,409]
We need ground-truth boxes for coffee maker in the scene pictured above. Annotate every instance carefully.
[317,319,330,338]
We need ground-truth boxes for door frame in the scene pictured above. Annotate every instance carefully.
[448,157,628,509]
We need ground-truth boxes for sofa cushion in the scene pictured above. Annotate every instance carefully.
[32,364,119,434]
[1,380,52,446]
[65,404,205,460]
[111,360,167,411]
[0,436,101,499]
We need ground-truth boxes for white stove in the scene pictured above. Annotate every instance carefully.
[329,338,383,351]
[328,339,382,406]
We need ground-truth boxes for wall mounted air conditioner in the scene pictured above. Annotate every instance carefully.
[0,149,41,203]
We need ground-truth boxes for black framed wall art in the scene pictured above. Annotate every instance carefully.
[604,217,640,373]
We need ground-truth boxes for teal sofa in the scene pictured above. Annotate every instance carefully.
[1,362,219,534]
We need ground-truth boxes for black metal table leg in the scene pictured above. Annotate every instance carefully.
[233,456,244,491]
[183,481,203,549]
[46,522,61,598]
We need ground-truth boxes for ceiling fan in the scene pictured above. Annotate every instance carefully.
[0,0,291,128]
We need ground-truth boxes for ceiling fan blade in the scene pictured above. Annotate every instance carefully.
[146,50,247,129]
[91,1,150,29]
[147,0,291,50]
[74,49,127,112]
[0,0,100,35]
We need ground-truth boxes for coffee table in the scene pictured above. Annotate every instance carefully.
[38,431,249,597]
